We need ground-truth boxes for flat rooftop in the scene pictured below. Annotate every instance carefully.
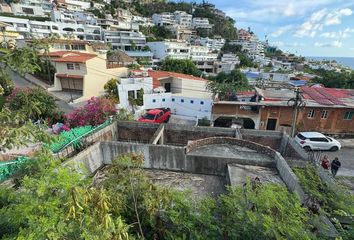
[146,169,226,199]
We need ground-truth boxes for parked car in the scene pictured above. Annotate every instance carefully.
[294,132,341,151]
[138,108,171,124]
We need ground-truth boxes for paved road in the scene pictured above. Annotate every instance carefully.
[320,148,354,177]
[8,68,74,114]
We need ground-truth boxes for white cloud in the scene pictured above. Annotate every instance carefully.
[224,0,342,24]
[314,41,342,48]
[294,9,327,38]
[324,8,353,25]
[273,41,284,47]
[286,42,305,47]
[294,8,353,38]
[271,25,294,37]
[320,28,354,38]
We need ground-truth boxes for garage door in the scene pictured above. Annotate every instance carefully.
[60,78,83,91]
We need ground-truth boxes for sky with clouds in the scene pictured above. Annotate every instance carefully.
[192,0,354,57]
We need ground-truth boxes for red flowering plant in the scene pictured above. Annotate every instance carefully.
[65,97,117,127]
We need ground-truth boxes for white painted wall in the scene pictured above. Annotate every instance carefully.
[143,93,212,120]
[118,76,153,109]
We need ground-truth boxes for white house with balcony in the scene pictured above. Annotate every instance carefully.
[56,0,91,12]
[174,11,192,29]
[190,45,217,73]
[214,53,240,74]
[147,41,190,60]
[97,17,139,31]
[103,30,146,51]
[196,37,225,52]
[192,17,213,29]
[152,12,175,26]
[0,16,102,41]
[51,9,97,25]
[10,1,49,17]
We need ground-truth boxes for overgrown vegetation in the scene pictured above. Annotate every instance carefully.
[140,26,175,42]
[160,58,202,77]
[305,67,354,89]
[0,151,317,239]
[294,165,354,238]
[6,87,59,121]
[207,69,251,100]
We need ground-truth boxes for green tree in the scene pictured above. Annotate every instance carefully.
[161,58,202,77]
[104,78,119,103]
[207,69,250,100]
[7,87,59,121]
[219,182,313,239]
[0,108,51,151]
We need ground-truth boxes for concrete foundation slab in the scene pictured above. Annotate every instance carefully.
[146,169,226,199]
[228,164,284,186]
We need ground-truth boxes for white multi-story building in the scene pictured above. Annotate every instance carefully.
[190,45,217,74]
[152,11,193,29]
[174,11,192,29]
[11,2,47,17]
[103,30,146,51]
[196,37,225,52]
[132,15,154,27]
[116,8,133,21]
[215,53,240,74]
[56,0,91,12]
[97,17,139,31]
[230,35,265,60]
[0,16,102,41]
[152,12,175,27]
[51,9,97,25]
[147,41,190,60]
[192,17,213,29]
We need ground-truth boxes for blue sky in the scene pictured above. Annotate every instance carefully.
[191,0,354,57]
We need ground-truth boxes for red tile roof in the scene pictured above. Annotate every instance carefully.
[131,70,206,88]
[56,74,84,79]
[51,51,97,63]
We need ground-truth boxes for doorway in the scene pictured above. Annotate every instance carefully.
[266,118,277,130]
[164,83,171,92]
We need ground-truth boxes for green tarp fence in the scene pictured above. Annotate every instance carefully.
[0,118,113,182]
[49,118,112,153]
[0,156,29,182]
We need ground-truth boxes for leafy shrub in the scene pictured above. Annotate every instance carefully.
[65,97,116,127]
[6,87,58,120]
[0,69,14,96]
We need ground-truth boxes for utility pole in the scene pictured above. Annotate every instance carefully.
[287,87,305,137]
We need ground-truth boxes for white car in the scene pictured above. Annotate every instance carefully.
[294,132,341,151]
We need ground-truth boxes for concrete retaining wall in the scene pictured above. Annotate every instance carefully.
[274,152,306,201]
[279,133,308,160]
[116,121,283,149]
[117,121,159,143]
[56,122,118,158]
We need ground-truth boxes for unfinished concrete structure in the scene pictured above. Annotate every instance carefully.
[63,121,306,200]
